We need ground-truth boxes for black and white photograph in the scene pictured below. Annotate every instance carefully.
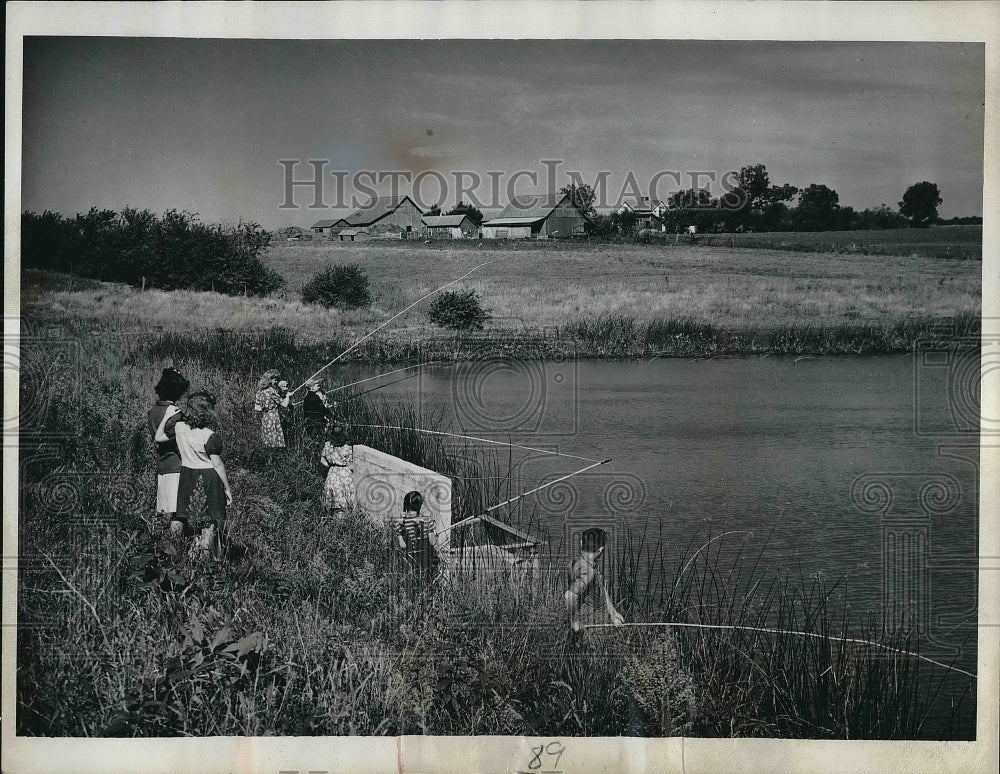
[4,2,998,772]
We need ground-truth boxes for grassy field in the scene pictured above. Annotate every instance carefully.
[689,225,982,260]
[24,233,981,359]
[16,308,975,738]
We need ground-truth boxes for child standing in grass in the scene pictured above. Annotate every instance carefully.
[565,528,625,632]
[148,367,190,536]
[254,369,288,448]
[164,390,233,559]
[395,490,439,582]
[320,424,356,513]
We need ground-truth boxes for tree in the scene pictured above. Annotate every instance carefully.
[558,183,597,218]
[426,203,442,217]
[446,200,484,226]
[899,182,942,228]
[793,184,840,231]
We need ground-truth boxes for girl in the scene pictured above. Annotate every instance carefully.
[254,369,289,448]
[147,366,190,535]
[320,425,356,512]
[167,391,233,559]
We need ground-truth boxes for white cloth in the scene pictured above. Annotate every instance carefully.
[174,422,219,469]
[156,472,180,513]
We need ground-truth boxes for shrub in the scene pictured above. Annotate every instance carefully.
[427,290,489,331]
[20,208,285,296]
[301,263,372,309]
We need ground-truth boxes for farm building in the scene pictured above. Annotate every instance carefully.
[422,214,479,239]
[616,197,668,231]
[481,193,589,239]
[337,195,425,237]
[336,228,370,242]
[310,218,346,236]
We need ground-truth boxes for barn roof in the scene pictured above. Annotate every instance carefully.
[342,195,421,226]
[423,214,472,228]
[311,219,339,228]
[486,192,591,224]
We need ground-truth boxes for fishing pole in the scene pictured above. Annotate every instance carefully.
[337,364,451,401]
[290,259,493,396]
[353,425,602,463]
[291,361,447,406]
[582,621,976,679]
[437,457,613,538]
[329,361,445,393]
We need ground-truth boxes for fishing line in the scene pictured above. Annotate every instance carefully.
[291,259,492,395]
[438,457,613,538]
[353,425,602,462]
[582,621,976,679]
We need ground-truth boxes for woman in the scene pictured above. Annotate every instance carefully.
[147,366,190,536]
[254,369,289,448]
[169,391,233,559]
[303,377,337,433]
[320,424,356,513]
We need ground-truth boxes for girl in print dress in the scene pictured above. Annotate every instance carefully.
[254,369,289,448]
[320,425,356,512]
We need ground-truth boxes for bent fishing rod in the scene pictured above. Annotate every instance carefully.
[290,259,492,396]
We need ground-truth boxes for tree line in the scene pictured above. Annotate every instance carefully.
[562,166,977,237]
[21,208,285,296]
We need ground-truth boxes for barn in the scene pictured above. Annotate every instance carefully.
[481,193,589,239]
[422,214,478,239]
[338,195,425,237]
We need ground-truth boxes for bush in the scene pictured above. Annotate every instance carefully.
[427,290,489,331]
[300,263,372,309]
[20,208,285,296]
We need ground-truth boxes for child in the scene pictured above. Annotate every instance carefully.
[320,425,356,512]
[395,491,439,581]
[254,369,288,448]
[147,367,190,536]
[163,390,233,559]
[564,528,625,632]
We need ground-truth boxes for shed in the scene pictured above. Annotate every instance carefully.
[422,214,478,239]
[481,193,589,239]
[337,227,370,242]
[311,218,345,235]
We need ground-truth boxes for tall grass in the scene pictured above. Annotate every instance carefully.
[16,315,974,738]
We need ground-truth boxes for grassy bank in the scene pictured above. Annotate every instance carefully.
[22,266,981,359]
[15,317,975,738]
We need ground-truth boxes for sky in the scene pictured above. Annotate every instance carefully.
[21,38,985,228]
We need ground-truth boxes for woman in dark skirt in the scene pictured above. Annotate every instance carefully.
[148,366,190,535]
[171,391,233,559]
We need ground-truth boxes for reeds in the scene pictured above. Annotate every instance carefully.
[15,312,975,738]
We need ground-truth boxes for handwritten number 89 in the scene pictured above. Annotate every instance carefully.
[528,741,565,770]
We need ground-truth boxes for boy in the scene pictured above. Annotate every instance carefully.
[565,528,625,632]
[395,491,439,582]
